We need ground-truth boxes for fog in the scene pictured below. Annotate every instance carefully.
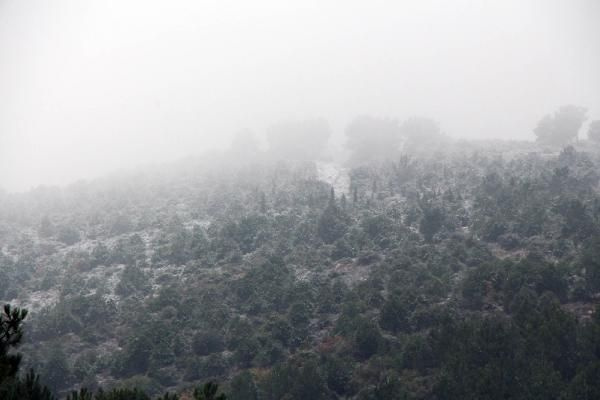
[1,0,599,192]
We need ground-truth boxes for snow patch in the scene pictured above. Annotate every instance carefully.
[316,162,350,195]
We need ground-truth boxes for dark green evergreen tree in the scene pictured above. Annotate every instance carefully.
[193,381,227,400]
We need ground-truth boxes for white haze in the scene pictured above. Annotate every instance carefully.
[1,0,599,192]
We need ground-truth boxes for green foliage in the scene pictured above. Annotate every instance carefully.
[66,388,94,400]
[401,334,436,372]
[261,358,331,400]
[221,215,270,254]
[0,304,28,384]
[357,373,409,400]
[192,331,225,356]
[234,258,293,313]
[116,264,150,297]
[229,371,257,400]
[354,320,383,359]
[1,369,56,400]
[581,236,600,293]
[58,225,81,245]
[322,356,353,396]
[40,345,71,393]
[33,294,115,341]
[112,235,146,266]
[94,387,151,400]
[39,216,54,238]
[419,205,444,242]
[193,381,227,400]
[113,335,153,377]
[379,293,410,333]
[432,296,588,400]
[563,361,600,400]
[3,143,600,399]
[1,306,56,400]
[67,386,180,400]
[317,191,350,244]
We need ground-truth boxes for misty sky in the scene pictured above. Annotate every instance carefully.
[1,0,599,192]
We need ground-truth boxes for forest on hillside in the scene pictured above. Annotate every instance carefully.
[2,110,600,399]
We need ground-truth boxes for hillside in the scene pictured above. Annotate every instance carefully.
[1,143,600,399]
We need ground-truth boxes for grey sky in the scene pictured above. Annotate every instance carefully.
[1,0,599,192]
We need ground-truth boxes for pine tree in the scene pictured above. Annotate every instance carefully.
[0,304,28,384]
[317,191,350,244]
[193,381,227,400]
[1,305,56,400]
[229,371,258,400]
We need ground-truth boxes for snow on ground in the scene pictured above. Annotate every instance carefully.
[11,288,60,311]
[316,161,350,195]
[150,264,186,292]
[99,264,124,302]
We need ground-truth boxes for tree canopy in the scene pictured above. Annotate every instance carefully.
[534,105,587,145]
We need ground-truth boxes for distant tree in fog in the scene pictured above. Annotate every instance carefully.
[266,119,331,161]
[345,116,401,164]
[400,117,445,152]
[534,105,587,146]
[57,225,80,246]
[39,216,54,238]
[588,120,600,143]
